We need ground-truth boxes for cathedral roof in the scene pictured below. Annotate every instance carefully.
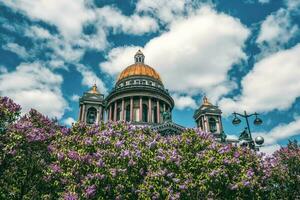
[117,50,162,83]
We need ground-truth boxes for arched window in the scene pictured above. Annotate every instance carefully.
[142,104,148,122]
[125,104,130,122]
[209,118,217,133]
[87,107,97,124]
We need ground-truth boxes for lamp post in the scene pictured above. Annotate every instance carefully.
[232,111,264,150]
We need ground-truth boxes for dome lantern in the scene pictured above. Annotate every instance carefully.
[134,49,145,64]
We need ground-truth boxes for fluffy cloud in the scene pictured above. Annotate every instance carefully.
[96,6,158,35]
[3,0,95,38]
[256,8,298,55]
[76,64,107,94]
[257,0,270,4]
[100,6,249,102]
[0,63,67,119]
[253,118,300,146]
[259,144,281,155]
[2,42,29,59]
[70,94,80,102]
[136,0,187,24]
[172,94,197,110]
[63,117,76,126]
[284,0,300,10]
[219,44,300,114]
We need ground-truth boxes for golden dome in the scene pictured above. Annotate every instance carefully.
[117,63,162,82]
[117,50,162,82]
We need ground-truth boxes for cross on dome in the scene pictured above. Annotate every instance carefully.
[134,49,145,64]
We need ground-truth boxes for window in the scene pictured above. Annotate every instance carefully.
[209,118,217,133]
[86,107,97,124]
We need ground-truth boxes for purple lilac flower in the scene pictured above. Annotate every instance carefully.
[234,151,240,158]
[96,159,105,167]
[243,180,251,187]
[115,140,123,148]
[85,185,97,198]
[247,169,254,178]
[148,140,157,149]
[84,137,93,145]
[61,127,70,135]
[68,150,80,160]
[63,192,78,200]
[121,149,130,158]
[57,152,65,160]
[49,163,62,173]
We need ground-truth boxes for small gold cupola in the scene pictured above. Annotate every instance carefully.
[88,84,100,94]
[202,96,212,106]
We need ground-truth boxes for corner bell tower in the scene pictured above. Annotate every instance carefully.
[79,84,105,124]
[193,96,223,136]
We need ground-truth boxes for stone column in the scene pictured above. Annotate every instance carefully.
[204,116,208,132]
[130,97,133,121]
[81,104,85,122]
[219,116,223,133]
[202,116,205,132]
[96,107,100,125]
[121,98,125,121]
[114,101,117,121]
[79,105,82,121]
[99,106,103,123]
[157,100,160,123]
[139,97,143,122]
[216,119,220,134]
[163,103,166,112]
[109,105,112,121]
[148,97,152,123]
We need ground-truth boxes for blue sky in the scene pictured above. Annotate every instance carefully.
[1,0,300,153]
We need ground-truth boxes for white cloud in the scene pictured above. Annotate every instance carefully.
[96,6,158,35]
[256,8,298,55]
[25,25,52,39]
[253,118,300,145]
[0,66,8,73]
[136,0,188,24]
[100,6,249,102]
[172,94,197,110]
[284,0,300,10]
[257,0,270,4]
[63,117,76,126]
[3,0,95,38]
[2,42,29,59]
[259,144,281,155]
[76,64,107,95]
[0,63,67,119]
[70,94,80,102]
[219,44,300,114]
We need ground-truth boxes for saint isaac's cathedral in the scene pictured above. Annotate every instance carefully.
[78,50,224,138]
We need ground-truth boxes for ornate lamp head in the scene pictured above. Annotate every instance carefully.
[255,136,264,145]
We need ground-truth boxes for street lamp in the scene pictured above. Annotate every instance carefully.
[232,111,264,150]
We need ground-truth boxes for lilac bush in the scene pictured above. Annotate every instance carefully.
[0,96,299,199]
